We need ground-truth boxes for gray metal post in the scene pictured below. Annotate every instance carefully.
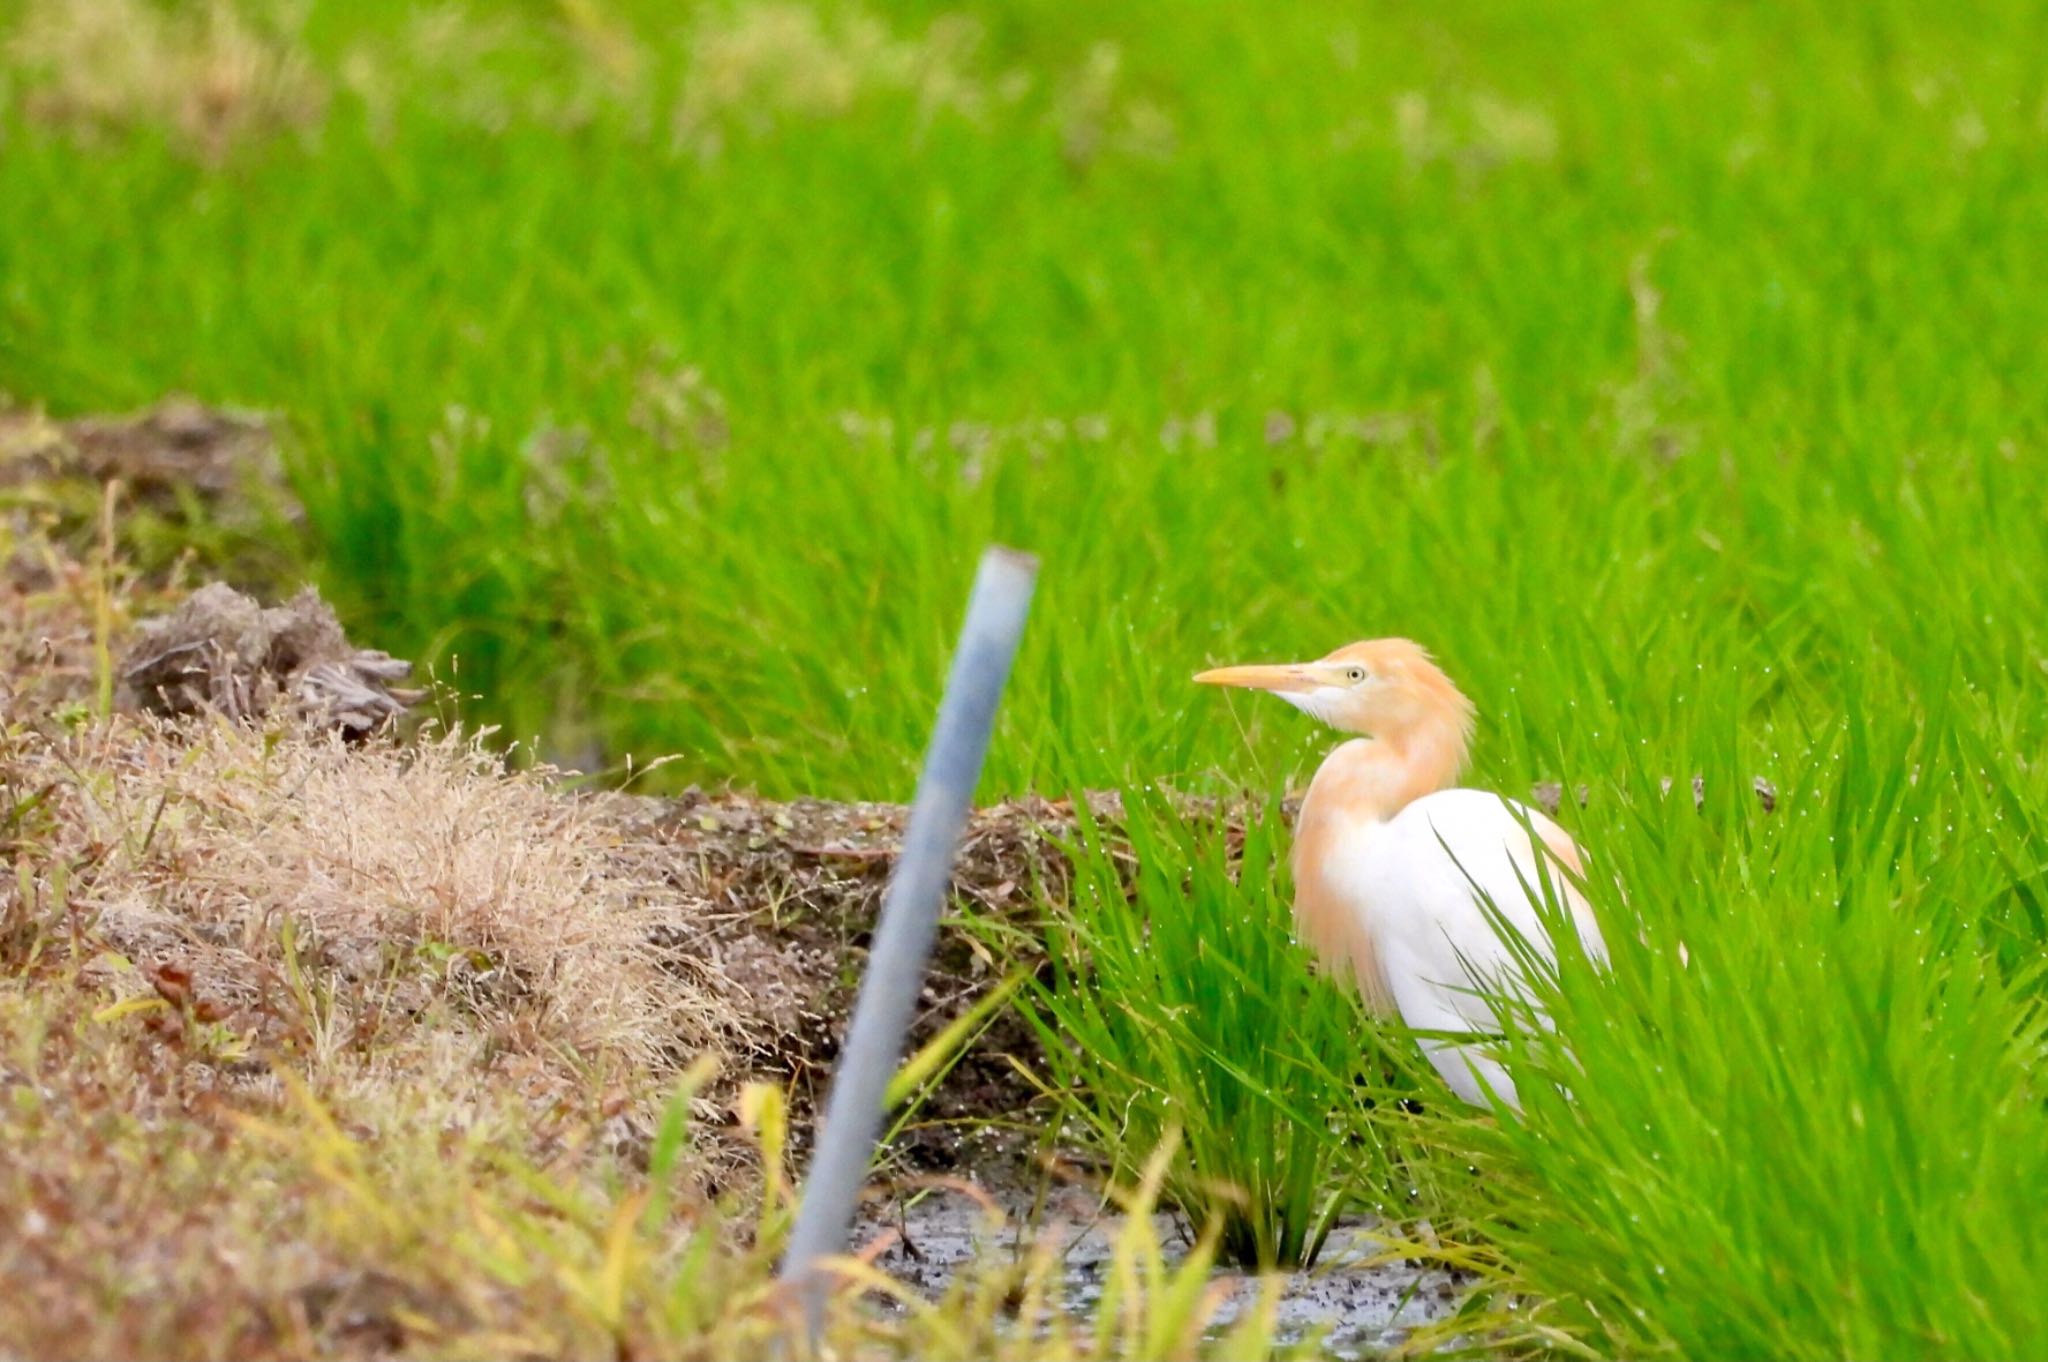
[776,545,1038,1343]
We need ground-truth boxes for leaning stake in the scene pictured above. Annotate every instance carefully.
[777,545,1038,1342]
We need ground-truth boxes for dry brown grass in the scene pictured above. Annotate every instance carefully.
[0,523,774,1357]
[26,717,746,1102]
[0,435,748,1114]
[671,2,997,154]
[4,0,1177,170]
[7,0,327,156]
[0,960,791,1360]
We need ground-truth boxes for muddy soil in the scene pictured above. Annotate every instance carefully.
[601,788,1107,1170]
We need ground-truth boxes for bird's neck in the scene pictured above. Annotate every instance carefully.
[1306,726,1469,825]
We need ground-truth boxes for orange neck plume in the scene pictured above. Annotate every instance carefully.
[1310,725,1469,824]
[1307,682,1474,824]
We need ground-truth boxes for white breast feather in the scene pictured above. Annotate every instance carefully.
[1322,788,1604,1107]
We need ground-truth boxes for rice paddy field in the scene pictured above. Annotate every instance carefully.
[5,0,2048,1357]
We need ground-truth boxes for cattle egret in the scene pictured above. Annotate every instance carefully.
[1196,638,1605,1107]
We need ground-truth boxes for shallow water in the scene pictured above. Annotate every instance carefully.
[859,1181,1463,1354]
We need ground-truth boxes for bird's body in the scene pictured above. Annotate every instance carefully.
[1196,639,1605,1107]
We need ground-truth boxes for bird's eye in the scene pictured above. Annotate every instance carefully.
[1343,666,1368,684]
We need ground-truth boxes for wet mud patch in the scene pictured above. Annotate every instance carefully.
[855,1180,1465,1355]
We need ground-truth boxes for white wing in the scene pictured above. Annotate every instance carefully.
[1357,788,1606,1107]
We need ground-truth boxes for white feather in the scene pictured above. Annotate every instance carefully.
[1278,686,1352,728]
[1320,787,1606,1106]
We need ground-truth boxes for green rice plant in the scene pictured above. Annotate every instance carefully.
[1018,788,1436,1270]
[1427,675,2048,1360]
[6,0,2048,804]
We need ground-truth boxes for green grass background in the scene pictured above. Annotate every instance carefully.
[5,0,2047,1355]
[7,0,2044,801]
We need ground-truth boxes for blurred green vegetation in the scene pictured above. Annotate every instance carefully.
[2,0,2041,801]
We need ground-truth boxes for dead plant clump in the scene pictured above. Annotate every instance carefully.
[23,717,749,1102]
[121,581,424,733]
[0,491,745,1114]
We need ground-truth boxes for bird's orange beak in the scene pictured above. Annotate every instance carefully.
[1192,662,1318,694]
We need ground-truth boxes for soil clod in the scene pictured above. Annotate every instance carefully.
[120,582,423,734]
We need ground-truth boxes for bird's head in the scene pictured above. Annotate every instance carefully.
[1193,637,1476,748]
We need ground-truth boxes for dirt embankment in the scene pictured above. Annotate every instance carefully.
[607,786,1119,1167]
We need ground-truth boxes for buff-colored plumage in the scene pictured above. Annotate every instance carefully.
[1196,639,1604,1107]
